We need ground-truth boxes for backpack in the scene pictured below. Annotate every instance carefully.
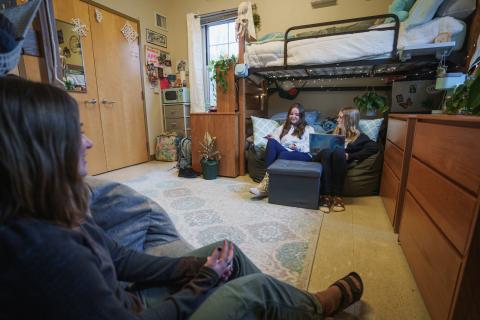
[176,137,196,178]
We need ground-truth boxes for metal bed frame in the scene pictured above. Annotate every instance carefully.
[247,14,447,80]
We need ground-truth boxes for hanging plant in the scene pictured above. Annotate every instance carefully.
[353,91,389,115]
[208,55,237,93]
[252,4,261,32]
[467,75,480,115]
[445,75,480,115]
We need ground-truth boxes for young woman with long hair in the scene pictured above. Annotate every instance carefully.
[250,102,315,197]
[0,77,364,319]
[314,107,378,213]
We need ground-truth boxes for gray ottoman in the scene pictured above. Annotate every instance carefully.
[267,159,322,209]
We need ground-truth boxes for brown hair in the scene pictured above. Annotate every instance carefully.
[280,103,307,139]
[333,107,361,141]
[0,76,88,227]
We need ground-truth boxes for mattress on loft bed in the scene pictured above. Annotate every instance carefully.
[245,16,466,68]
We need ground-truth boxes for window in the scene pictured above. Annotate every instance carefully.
[205,20,238,107]
[198,8,237,109]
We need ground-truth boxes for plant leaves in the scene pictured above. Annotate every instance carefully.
[467,76,480,114]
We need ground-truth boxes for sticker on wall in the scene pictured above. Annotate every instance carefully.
[71,18,88,37]
[95,8,103,23]
[121,21,139,58]
[121,22,138,44]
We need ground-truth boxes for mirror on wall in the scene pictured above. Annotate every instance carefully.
[56,20,87,92]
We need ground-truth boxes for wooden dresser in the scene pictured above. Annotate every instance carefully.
[380,114,415,232]
[190,112,239,177]
[397,115,480,320]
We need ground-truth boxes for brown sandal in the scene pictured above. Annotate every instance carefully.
[332,196,345,212]
[319,195,332,213]
[329,272,364,315]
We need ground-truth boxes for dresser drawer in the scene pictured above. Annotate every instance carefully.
[384,140,404,179]
[412,121,480,194]
[165,118,190,132]
[387,118,408,150]
[407,158,477,254]
[164,104,190,118]
[380,162,400,225]
[400,192,462,320]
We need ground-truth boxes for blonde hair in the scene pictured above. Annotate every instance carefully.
[333,107,361,142]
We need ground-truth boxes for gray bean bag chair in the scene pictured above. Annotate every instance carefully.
[246,145,383,197]
[85,177,193,257]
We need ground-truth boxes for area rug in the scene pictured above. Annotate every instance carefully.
[101,162,324,289]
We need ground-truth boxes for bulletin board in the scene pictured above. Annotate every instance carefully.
[145,45,172,76]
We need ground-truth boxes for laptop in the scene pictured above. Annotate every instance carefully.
[309,133,345,156]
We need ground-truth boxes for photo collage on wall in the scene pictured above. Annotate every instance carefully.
[145,45,172,89]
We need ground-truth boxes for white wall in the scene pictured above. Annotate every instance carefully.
[92,0,392,154]
[167,0,392,71]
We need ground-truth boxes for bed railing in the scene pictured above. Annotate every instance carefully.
[282,14,400,68]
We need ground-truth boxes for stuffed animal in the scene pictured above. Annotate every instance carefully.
[387,0,416,22]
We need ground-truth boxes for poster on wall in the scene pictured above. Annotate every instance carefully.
[144,45,173,88]
[145,46,160,67]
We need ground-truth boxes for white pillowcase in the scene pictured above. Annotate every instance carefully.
[359,118,384,142]
[251,116,280,148]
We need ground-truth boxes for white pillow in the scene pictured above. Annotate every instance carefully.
[359,118,384,142]
[436,0,476,20]
[403,0,446,30]
[251,116,280,148]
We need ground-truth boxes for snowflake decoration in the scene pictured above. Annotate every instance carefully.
[71,18,88,37]
[121,22,138,45]
[95,8,103,23]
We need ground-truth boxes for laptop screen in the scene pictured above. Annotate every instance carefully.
[309,133,345,156]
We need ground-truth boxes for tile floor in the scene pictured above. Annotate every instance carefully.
[308,196,430,319]
[98,162,430,319]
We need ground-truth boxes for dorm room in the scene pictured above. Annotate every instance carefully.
[1,0,480,319]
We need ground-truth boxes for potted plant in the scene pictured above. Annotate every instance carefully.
[208,55,237,112]
[353,91,389,116]
[199,131,221,180]
[445,75,480,115]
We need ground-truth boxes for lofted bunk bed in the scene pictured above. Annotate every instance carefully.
[237,12,469,176]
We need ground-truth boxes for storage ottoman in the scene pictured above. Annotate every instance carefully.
[267,159,322,209]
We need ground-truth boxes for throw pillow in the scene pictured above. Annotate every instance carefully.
[436,0,476,20]
[387,0,417,22]
[403,0,446,30]
[359,118,384,142]
[252,116,280,148]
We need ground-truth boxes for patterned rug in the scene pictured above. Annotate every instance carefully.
[102,162,324,289]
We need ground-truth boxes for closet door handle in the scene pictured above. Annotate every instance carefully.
[101,99,116,105]
[84,99,97,105]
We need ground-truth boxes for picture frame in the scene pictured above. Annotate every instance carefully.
[146,28,167,48]
[154,12,167,31]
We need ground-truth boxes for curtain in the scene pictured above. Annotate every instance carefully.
[186,13,206,112]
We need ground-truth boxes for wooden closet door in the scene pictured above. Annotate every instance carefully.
[88,6,148,170]
[53,0,107,174]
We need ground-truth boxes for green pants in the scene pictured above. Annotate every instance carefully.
[142,241,324,319]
